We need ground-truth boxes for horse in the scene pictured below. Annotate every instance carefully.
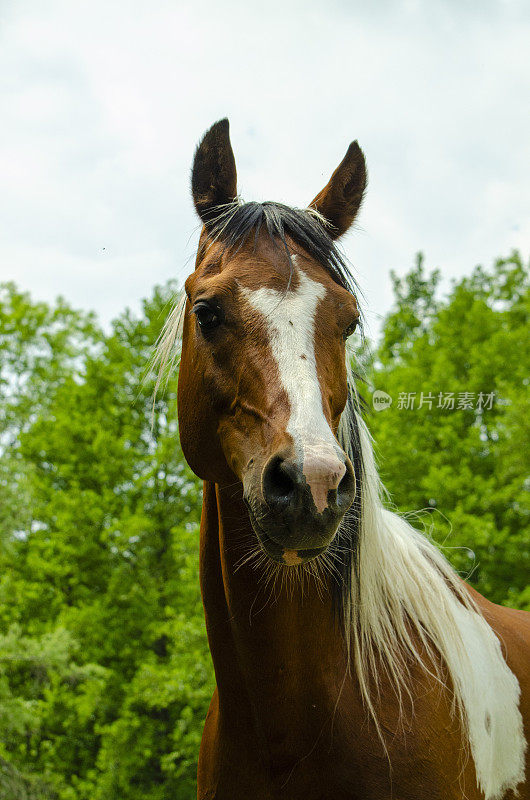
[156,119,529,799]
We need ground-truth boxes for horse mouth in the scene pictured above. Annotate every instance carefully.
[247,508,330,565]
[283,544,328,565]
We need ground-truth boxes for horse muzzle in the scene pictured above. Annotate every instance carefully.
[243,446,356,565]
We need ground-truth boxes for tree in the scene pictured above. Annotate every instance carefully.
[0,284,101,554]
[0,283,211,799]
[365,252,529,608]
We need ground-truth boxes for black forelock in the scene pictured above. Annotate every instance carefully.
[203,200,362,311]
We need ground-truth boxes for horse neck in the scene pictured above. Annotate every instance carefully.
[199,480,347,723]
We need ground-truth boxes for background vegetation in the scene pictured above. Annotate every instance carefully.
[0,252,528,798]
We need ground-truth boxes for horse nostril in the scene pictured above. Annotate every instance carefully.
[262,455,297,512]
[336,460,356,510]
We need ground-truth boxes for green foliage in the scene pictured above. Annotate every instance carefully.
[365,251,529,608]
[0,252,528,797]
[0,284,211,799]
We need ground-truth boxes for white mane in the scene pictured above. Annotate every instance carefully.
[339,398,525,799]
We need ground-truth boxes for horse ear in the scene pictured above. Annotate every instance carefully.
[191,118,237,225]
[309,141,367,239]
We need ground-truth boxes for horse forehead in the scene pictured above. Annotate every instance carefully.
[238,268,327,325]
[189,254,289,298]
[192,254,331,308]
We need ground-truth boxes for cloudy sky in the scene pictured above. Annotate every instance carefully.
[1,0,529,337]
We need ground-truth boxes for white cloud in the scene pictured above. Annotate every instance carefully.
[0,0,528,337]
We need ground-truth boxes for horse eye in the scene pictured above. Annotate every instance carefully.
[344,318,359,340]
[193,301,222,333]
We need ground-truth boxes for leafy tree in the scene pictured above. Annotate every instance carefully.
[0,284,211,799]
[0,284,100,554]
[365,252,529,608]
[0,625,107,799]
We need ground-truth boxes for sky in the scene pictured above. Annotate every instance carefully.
[1,0,529,339]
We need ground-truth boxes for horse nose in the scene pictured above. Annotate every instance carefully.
[302,450,349,513]
[262,450,355,517]
[262,455,300,514]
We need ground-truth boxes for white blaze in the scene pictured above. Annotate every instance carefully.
[241,268,344,512]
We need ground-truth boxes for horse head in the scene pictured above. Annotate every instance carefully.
[177,119,367,566]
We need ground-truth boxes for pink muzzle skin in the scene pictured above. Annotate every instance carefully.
[302,450,347,514]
